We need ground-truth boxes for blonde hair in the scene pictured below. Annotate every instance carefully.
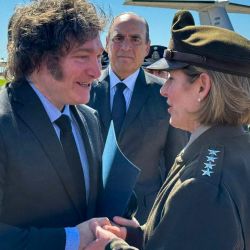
[183,66,250,126]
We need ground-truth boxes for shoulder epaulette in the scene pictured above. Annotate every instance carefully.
[195,145,224,186]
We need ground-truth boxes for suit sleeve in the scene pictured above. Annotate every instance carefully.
[0,223,65,250]
[0,130,66,250]
[144,179,243,250]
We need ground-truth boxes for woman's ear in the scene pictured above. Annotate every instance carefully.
[198,72,211,101]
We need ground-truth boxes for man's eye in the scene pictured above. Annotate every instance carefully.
[113,36,123,43]
[131,37,142,44]
[76,55,88,59]
[133,37,140,42]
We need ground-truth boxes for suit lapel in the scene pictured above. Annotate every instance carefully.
[10,80,85,218]
[120,69,150,136]
[95,70,112,133]
[71,106,98,218]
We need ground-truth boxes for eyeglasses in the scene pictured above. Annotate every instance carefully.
[112,35,143,46]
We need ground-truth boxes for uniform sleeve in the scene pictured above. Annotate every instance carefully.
[105,238,139,250]
[145,179,244,250]
[104,225,144,250]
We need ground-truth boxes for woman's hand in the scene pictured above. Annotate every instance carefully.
[113,216,140,228]
[84,221,119,250]
[102,216,140,240]
[77,217,111,249]
[83,216,140,250]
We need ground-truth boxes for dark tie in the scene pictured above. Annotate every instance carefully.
[112,82,127,136]
[55,115,86,202]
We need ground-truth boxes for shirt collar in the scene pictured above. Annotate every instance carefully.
[109,66,140,92]
[185,125,211,150]
[28,81,71,123]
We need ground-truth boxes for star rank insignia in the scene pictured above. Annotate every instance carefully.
[202,168,213,177]
[208,149,220,156]
[203,162,215,170]
[206,156,217,162]
[202,149,220,177]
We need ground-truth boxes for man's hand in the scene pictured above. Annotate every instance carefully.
[83,216,140,250]
[77,217,110,250]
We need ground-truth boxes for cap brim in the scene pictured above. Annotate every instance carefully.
[142,61,153,67]
[146,58,188,70]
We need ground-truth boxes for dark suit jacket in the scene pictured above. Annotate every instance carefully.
[0,80,103,250]
[88,68,188,223]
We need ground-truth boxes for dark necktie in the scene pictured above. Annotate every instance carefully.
[112,82,127,136]
[55,115,86,202]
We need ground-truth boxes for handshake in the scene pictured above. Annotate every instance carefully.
[77,216,140,250]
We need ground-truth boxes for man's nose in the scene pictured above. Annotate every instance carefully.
[120,38,132,50]
[87,57,102,79]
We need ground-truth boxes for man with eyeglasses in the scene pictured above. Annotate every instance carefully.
[88,12,189,224]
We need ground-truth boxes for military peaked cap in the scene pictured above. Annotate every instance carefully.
[164,10,250,77]
[143,45,167,67]
[101,50,109,69]
[146,57,169,71]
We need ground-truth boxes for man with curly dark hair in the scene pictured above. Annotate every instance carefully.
[0,0,109,249]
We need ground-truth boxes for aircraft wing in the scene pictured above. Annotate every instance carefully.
[124,0,250,14]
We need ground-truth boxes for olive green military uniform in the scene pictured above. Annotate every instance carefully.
[106,7,250,250]
[107,125,250,250]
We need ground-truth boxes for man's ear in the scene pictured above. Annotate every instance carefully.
[198,72,211,101]
[145,40,151,56]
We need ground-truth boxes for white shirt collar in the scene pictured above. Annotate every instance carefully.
[28,81,71,123]
[109,66,140,92]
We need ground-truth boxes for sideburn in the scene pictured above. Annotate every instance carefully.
[46,54,63,80]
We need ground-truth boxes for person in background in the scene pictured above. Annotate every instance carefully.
[86,10,250,250]
[145,56,169,79]
[100,50,110,70]
[0,0,109,249]
[88,12,189,224]
[142,45,166,67]
[143,45,169,79]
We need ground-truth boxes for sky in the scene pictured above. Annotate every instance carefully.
[0,0,250,61]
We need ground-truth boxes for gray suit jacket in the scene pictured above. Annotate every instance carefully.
[0,80,103,250]
[88,68,188,223]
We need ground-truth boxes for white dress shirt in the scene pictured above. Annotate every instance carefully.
[109,66,140,111]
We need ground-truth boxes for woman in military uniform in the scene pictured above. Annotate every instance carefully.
[86,10,250,250]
